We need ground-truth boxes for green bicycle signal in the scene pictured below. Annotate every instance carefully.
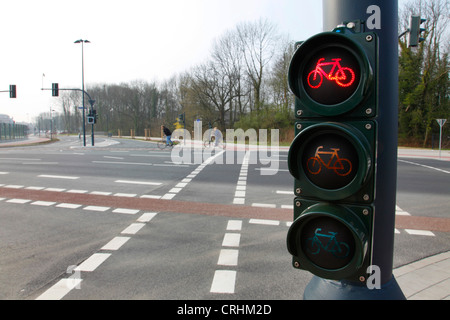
[307,228,350,259]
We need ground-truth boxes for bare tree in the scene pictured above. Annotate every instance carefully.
[236,18,280,113]
[399,0,449,146]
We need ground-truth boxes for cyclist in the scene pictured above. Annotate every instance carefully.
[213,127,223,147]
[161,125,174,146]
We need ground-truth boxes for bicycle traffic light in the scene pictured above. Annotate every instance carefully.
[286,26,378,283]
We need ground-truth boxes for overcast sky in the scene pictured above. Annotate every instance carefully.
[1,0,407,123]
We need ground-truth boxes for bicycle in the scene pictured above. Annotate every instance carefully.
[306,146,352,177]
[203,130,226,150]
[307,57,356,89]
[306,228,350,259]
[157,136,174,150]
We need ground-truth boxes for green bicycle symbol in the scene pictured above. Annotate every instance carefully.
[306,228,350,259]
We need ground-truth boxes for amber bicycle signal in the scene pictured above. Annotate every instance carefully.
[306,146,353,177]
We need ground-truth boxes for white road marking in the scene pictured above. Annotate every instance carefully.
[35,278,83,300]
[112,208,140,215]
[44,188,66,192]
[396,205,411,216]
[217,249,239,266]
[115,180,162,186]
[399,160,450,174]
[276,190,293,195]
[251,203,276,208]
[23,162,59,165]
[25,186,45,190]
[4,185,24,189]
[101,237,131,251]
[93,161,153,166]
[90,191,112,196]
[56,203,82,209]
[137,212,158,223]
[113,193,137,198]
[67,189,88,194]
[38,175,79,180]
[161,193,176,200]
[140,195,161,199]
[35,212,159,300]
[83,206,110,212]
[222,233,241,247]
[249,219,280,226]
[210,270,237,294]
[31,201,56,206]
[75,253,111,272]
[405,229,435,237]
[6,199,31,204]
[121,223,146,235]
[226,220,242,231]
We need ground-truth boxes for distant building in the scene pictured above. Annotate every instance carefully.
[0,114,13,124]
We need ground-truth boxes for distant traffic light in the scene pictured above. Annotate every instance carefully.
[52,83,59,97]
[286,26,378,283]
[9,85,16,98]
[407,15,426,48]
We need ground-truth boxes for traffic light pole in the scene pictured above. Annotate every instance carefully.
[303,0,404,299]
[43,86,96,147]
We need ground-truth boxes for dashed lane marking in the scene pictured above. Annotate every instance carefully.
[38,175,80,180]
[121,223,146,235]
[115,180,162,186]
[83,206,110,212]
[101,237,131,251]
[6,198,31,204]
[75,253,111,272]
[112,208,140,215]
[31,201,57,206]
[35,212,158,300]
[56,203,83,209]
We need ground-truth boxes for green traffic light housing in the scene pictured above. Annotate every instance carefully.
[288,120,376,203]
[9,85,16,99]
[287,200,372,282]
[288,28,377,118]
[407,15,426,48]
[52,83,59,97]
[286,26,379,284]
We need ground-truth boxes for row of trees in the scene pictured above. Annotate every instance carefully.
[398,0,449,147]
[46,18,296,142]
[42,0,449,147]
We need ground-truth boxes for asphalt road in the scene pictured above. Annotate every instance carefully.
[0,135,448,300]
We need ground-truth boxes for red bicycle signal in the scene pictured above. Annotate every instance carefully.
[307,58,356,89]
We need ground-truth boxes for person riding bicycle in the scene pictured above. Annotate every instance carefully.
[213,127,223,147]
[161,125,173,146]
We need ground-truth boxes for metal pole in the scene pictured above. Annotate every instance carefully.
[304,0,404,299]
[82,41,86,147]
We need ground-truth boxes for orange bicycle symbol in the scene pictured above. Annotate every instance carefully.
[307,58,356,89]
[307,146,352,177]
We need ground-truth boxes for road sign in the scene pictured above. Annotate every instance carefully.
[436,119,447,157]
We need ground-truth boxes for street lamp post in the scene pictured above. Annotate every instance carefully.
[74,39,90,147]
[50,108,55,140]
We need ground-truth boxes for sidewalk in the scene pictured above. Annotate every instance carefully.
[394,250,450,300]
[0,135,51,147]
[398,147,450,161]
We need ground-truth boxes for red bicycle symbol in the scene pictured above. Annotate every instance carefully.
[307,58,356,89]
[307,146,352,177]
